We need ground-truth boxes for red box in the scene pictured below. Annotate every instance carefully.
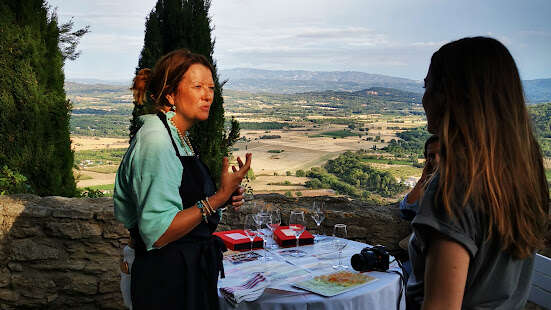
[213,230,264,251]
[273,226,314,247]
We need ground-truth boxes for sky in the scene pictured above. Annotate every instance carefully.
[47,0,551,82]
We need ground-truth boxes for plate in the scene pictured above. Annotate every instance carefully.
[293,270,377,297]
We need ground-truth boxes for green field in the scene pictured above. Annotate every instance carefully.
[309,130,357,138]
[75,148,127,166]
[82,165,119,174]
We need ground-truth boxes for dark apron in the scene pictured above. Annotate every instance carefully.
[130,112,226,310]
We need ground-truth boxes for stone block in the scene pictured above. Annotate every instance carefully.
[95,292,126,309]
[68,273,98,295]
[45,222,101,239]
[102,222,128,239]
[98,276,120,294]
[10,238,60,261]
[30,259,86,272]
[42,196,94,219]
[0,288,19,302]
[7,263,22,272]
[9,224,42,239]
[11,273,56,290]
[0,268,10,288]
[84,242,120,256]
[84,258,119,274]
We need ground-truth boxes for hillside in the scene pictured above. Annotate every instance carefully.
[220,68,424,94]
[524,79,551,103]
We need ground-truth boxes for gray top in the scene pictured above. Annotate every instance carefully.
[407,174,535,310]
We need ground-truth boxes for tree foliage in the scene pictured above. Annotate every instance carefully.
[383,126,432,157]
[305,151,407,200]
[132,0,240,180]
[528,102,551,157]
[0,0,85,196]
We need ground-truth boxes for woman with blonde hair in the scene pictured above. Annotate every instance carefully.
[114,49,251,309]
[407,37,549,309]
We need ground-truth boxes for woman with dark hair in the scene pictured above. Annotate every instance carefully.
[114,49,251,309]
[407,37,549,309]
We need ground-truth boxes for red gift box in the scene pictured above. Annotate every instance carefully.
[213,230,264,251]
[273,226,314,247]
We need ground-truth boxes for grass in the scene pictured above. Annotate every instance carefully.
[308,130,357,138]
[375,165,422,181]
[267,181,303,186]
[267,149,284,153]
[79,184,115,191]
[76,174,93,180]
[75,148,127,166]
[82,165,119,174]
[362,157,413,165]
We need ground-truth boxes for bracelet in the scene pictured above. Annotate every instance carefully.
[204,197,214,213]
[203,199,214,215]
[196,200,209,223]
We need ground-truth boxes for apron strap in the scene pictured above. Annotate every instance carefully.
[157,112,183,158]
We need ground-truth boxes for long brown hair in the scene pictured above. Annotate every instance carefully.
[131,49,214,109]
[425,37,549,259]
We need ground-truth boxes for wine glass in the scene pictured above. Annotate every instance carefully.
[332,224,348,270]
[268,209,281,249]
[243,214,257,257]
[257,213,273,261]
[311,201,326,241]
[254,201,268,223]
[289,211,306,250]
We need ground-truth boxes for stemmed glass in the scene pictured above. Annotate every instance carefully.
[289,211,306,250]
[332,224,348,270]
[269,209,281,249]
[254,201,268,223]
[257,213,273,261]
[243,214,257,257]
[311,201,326,241]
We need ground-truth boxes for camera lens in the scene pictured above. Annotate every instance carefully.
[351,253,366,271]
[351,249,379,272]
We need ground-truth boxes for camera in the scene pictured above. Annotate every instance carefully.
[350,245,389,272]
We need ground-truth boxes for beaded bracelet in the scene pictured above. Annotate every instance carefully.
[196,200,209,223]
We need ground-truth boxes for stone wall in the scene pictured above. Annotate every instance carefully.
[0,194,410,309]
[2,194,547,309]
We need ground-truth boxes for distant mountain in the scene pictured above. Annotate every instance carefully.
[65,81,129,93]
[220,68,424,94]
[67,73,551,104]
[301,87,422,104]
[68,78,130,86]
[524,79,551,103]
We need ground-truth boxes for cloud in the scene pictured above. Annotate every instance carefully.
[80,33,143,53]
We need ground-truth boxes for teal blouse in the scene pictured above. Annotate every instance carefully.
[113,112,194,251]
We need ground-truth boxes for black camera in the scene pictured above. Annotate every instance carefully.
[350,245,390,272]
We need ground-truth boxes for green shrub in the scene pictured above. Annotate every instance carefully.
[0,166,32,195]
[295,169,306,177]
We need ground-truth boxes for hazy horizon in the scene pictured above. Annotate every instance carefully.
[48,0,551,81]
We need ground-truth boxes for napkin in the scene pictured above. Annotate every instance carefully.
[219,272,270,307]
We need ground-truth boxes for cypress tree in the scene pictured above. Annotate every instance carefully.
[132,0,240,180]
[0,0,86,196]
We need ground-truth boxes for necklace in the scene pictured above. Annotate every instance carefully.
[170,117,195,155]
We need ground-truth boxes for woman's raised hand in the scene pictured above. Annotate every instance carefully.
[218,153,252,204]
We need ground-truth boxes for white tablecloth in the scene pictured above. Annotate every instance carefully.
[217,238,406,310]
